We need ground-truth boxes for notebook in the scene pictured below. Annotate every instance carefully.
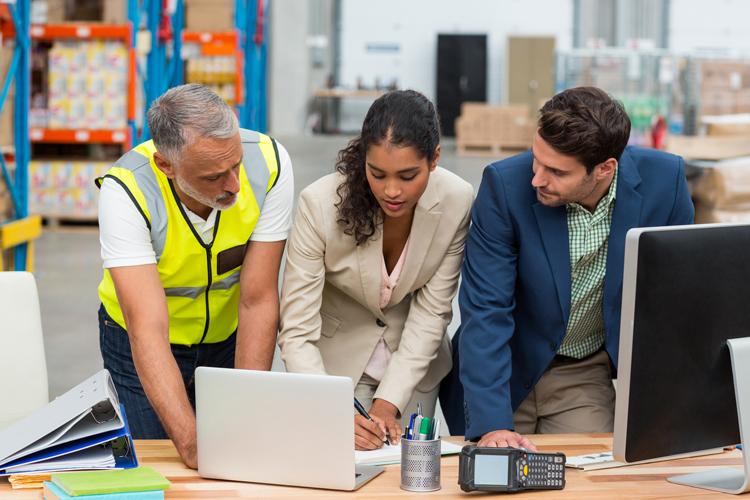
[43,482,164,500]
[355,440,464,466]
[51,467,170,496]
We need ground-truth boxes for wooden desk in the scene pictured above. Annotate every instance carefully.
[0,435,743,498]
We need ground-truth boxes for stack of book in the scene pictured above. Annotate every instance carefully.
[42,467,170,500]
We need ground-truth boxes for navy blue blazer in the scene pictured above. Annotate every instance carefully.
[443,146,695,441]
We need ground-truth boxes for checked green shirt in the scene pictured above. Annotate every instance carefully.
[557,170,618,359]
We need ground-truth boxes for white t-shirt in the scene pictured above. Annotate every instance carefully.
[99,141,295,269]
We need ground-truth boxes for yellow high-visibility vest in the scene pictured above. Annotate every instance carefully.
[96,129,280,346]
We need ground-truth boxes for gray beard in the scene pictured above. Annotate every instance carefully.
[175,175,237,211]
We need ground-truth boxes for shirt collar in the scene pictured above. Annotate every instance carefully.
[567,166,618,216]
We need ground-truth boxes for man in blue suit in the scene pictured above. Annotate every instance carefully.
[441,87,694,448]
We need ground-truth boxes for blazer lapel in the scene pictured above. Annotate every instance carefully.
[533,202,571,325]
[604,151,642,310]
[356,226,386,319]
[390,177,442,306]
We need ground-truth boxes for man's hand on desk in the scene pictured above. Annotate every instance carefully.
[478,429,538,451]
[175,436,198,469]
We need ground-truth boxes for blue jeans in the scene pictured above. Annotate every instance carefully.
[98,304,236,439]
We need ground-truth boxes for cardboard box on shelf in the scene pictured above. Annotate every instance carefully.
[1,43,14,148]
[102,0,126,24]
[185,0,234,31]
[43,0,66,23]
[0,172,11,221]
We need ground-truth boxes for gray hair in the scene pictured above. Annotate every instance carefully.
[147,83,239,165]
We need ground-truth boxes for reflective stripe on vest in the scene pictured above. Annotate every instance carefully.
[96,129,280,346]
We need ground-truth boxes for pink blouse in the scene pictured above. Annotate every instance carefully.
[363,239,410,381]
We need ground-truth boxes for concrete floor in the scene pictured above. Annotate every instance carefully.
[35,135,493,398]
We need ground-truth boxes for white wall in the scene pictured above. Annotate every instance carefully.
[339,0,573,105]
[269,0,311,135]
[669,0,750,54]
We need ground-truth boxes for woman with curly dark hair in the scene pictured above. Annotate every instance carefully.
[278,90,473,450]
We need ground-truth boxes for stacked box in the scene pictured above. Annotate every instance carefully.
[46,41,127,129]
[185,0,234,31]
[183,45,236,105]
[455,103,535,154]
[29,161,109,219]
[700,61,750,116]
[692,158,750,224]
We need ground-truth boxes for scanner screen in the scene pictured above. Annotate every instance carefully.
[474,454,509,486]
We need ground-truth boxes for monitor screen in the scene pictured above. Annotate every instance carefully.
[614,224,746,463]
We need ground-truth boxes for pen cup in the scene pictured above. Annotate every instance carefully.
[400,438,441,492]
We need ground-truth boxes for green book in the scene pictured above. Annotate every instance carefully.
[51,467,170,496]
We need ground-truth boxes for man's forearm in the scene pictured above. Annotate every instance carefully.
[236,295,279,370]
[129,330,196,462]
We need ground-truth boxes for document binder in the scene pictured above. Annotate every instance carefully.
[0,370,137,475]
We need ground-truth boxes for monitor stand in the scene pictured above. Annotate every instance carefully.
[668,337,750,494]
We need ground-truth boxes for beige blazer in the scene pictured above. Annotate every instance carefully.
[278,167,474,413]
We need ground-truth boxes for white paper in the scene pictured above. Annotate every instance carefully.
[355,440,463,466]
[3,446,115,474]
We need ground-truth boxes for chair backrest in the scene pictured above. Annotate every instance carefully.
[0,272,48,430]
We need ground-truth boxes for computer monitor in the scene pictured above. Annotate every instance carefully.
[613,223,750,494]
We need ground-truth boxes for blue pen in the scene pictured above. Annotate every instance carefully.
[407,413,417,440]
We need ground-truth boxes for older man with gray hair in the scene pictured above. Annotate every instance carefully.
[96,84,294,467]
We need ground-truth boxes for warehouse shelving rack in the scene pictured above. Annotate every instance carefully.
[27,22,137,150]
[132,0,268,140]
[0,0,41,272]
[236,0,268,132]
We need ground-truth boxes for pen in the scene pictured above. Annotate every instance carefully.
[413,415,423,440]
[353,397,391,446]
[418,417,431,440]
[407,413,417,440]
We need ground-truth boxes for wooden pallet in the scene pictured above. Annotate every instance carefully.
[456,143,528,157]
[40,214,98,228]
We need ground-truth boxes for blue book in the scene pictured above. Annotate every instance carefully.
[44,482,164,500]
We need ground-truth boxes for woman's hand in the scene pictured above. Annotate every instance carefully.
[368,398,402,445]
[355,414,386,450]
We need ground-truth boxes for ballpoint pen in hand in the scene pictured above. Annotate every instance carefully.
[354,397,391,445]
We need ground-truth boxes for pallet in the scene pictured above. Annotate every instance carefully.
[40,214,98,228]
[456,143,528,158]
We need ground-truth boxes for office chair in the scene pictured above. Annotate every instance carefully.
[0,272,48,429]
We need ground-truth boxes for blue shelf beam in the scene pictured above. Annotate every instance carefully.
[0,0,32,270]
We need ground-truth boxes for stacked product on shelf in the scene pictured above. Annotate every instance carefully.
[29,160,109,220]
[47,40,128,130]
[699,60,750,117]
[692,157,750,224]
[184,53,236,105]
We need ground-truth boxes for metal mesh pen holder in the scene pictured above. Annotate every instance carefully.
[400,438,441,492]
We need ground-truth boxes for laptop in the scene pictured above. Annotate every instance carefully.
[195,367,384,490]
